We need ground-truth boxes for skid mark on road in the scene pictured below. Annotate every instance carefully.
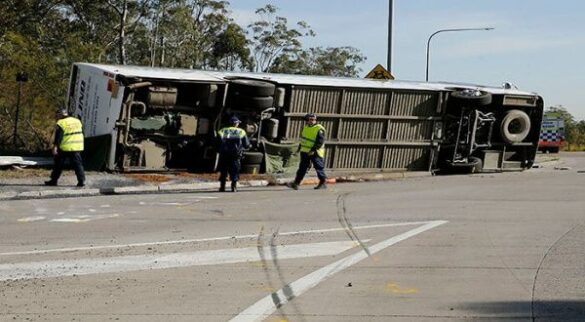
[230,220,447,322]
[336,193,371,257]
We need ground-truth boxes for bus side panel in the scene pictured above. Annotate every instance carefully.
[282,86,441,171]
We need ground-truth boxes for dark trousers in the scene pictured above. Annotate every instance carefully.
[295,152,327,184]
[218,154,241,183]
[51,151,85,184]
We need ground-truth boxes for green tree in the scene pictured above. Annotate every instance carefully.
[0,32,69,152]
[0,0,60,39]
[103,0,153,65]
[211,23,250,70]
[146,0,233,69]
[574,120,585,149]
[247,4,315,72]
[269,46,366,77]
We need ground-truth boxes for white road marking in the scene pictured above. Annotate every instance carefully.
[230,220,448,322]
[0,240,363,281]
[0,221,436,257]
[49,214,120,223]
[17,216,46,223]
[138,200,214,206]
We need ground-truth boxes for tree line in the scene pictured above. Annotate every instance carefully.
[2,1,583,154]
[0,0,366,153]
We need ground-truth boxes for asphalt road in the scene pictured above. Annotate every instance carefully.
[1,153,584,321]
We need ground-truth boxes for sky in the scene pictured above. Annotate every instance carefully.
[229,0,585,120]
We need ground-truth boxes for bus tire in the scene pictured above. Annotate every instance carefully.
[450,89,492,106]
[501,109,531,144]
[230,95,274,110]
[242,151,264,164]
[241,163,261,174]
[230,79,276,97]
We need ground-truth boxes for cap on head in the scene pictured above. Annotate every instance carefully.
[56,109,68,117]
[229,116,241,124]
[304,113,317,120]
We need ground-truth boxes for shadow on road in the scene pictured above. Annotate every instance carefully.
[461,300,585,321]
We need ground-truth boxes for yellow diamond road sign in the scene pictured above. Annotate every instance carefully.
[365,64,394,80]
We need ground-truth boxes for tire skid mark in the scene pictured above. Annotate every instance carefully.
[256,227,287,319]
[336,193,371,257]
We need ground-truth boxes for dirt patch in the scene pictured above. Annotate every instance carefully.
[123,171,270,183]
[0,167,51,179]
[0,167,271,183]
[123,173,174,183]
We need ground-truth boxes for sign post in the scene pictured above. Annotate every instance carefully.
[12,72,28,150]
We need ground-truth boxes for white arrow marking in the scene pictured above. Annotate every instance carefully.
[0,240,365,281]
[230,220,448,322]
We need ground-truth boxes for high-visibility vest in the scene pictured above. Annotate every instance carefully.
[217,126,247,155]
[218,126,247,140]
[57,117,84,152]
[300,124,325,158]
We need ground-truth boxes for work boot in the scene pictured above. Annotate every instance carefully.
[314,180,327,190]
[44,180,57,186]
[286,182,299,190]
[231,181,238,192]
[77,182,85,187]
[219,181,226,192]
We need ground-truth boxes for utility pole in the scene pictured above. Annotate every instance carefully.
[387,0,394,72]
[13,71,28,150]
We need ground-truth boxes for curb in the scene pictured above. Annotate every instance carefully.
[0,172,430,201]
[0,180,273,201]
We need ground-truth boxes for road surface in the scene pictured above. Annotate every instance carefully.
[1,153,584,321]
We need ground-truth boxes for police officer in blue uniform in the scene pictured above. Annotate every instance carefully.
[217,116,250,192]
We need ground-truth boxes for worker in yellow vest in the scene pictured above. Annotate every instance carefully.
[288,113,327,190]
[45,109,85,187]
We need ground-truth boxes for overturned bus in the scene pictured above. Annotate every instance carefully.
[66,63,544,174]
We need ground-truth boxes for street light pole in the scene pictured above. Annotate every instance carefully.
[387,0,394,72]
[425,27,494,82]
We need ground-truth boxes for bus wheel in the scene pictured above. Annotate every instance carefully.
[237,96,274,109]
[450,89,492,106]
[230,79,276,97]
[242,151,264,164]
[500,109,531,143]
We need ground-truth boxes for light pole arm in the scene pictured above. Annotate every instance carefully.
[425,28,494,82]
